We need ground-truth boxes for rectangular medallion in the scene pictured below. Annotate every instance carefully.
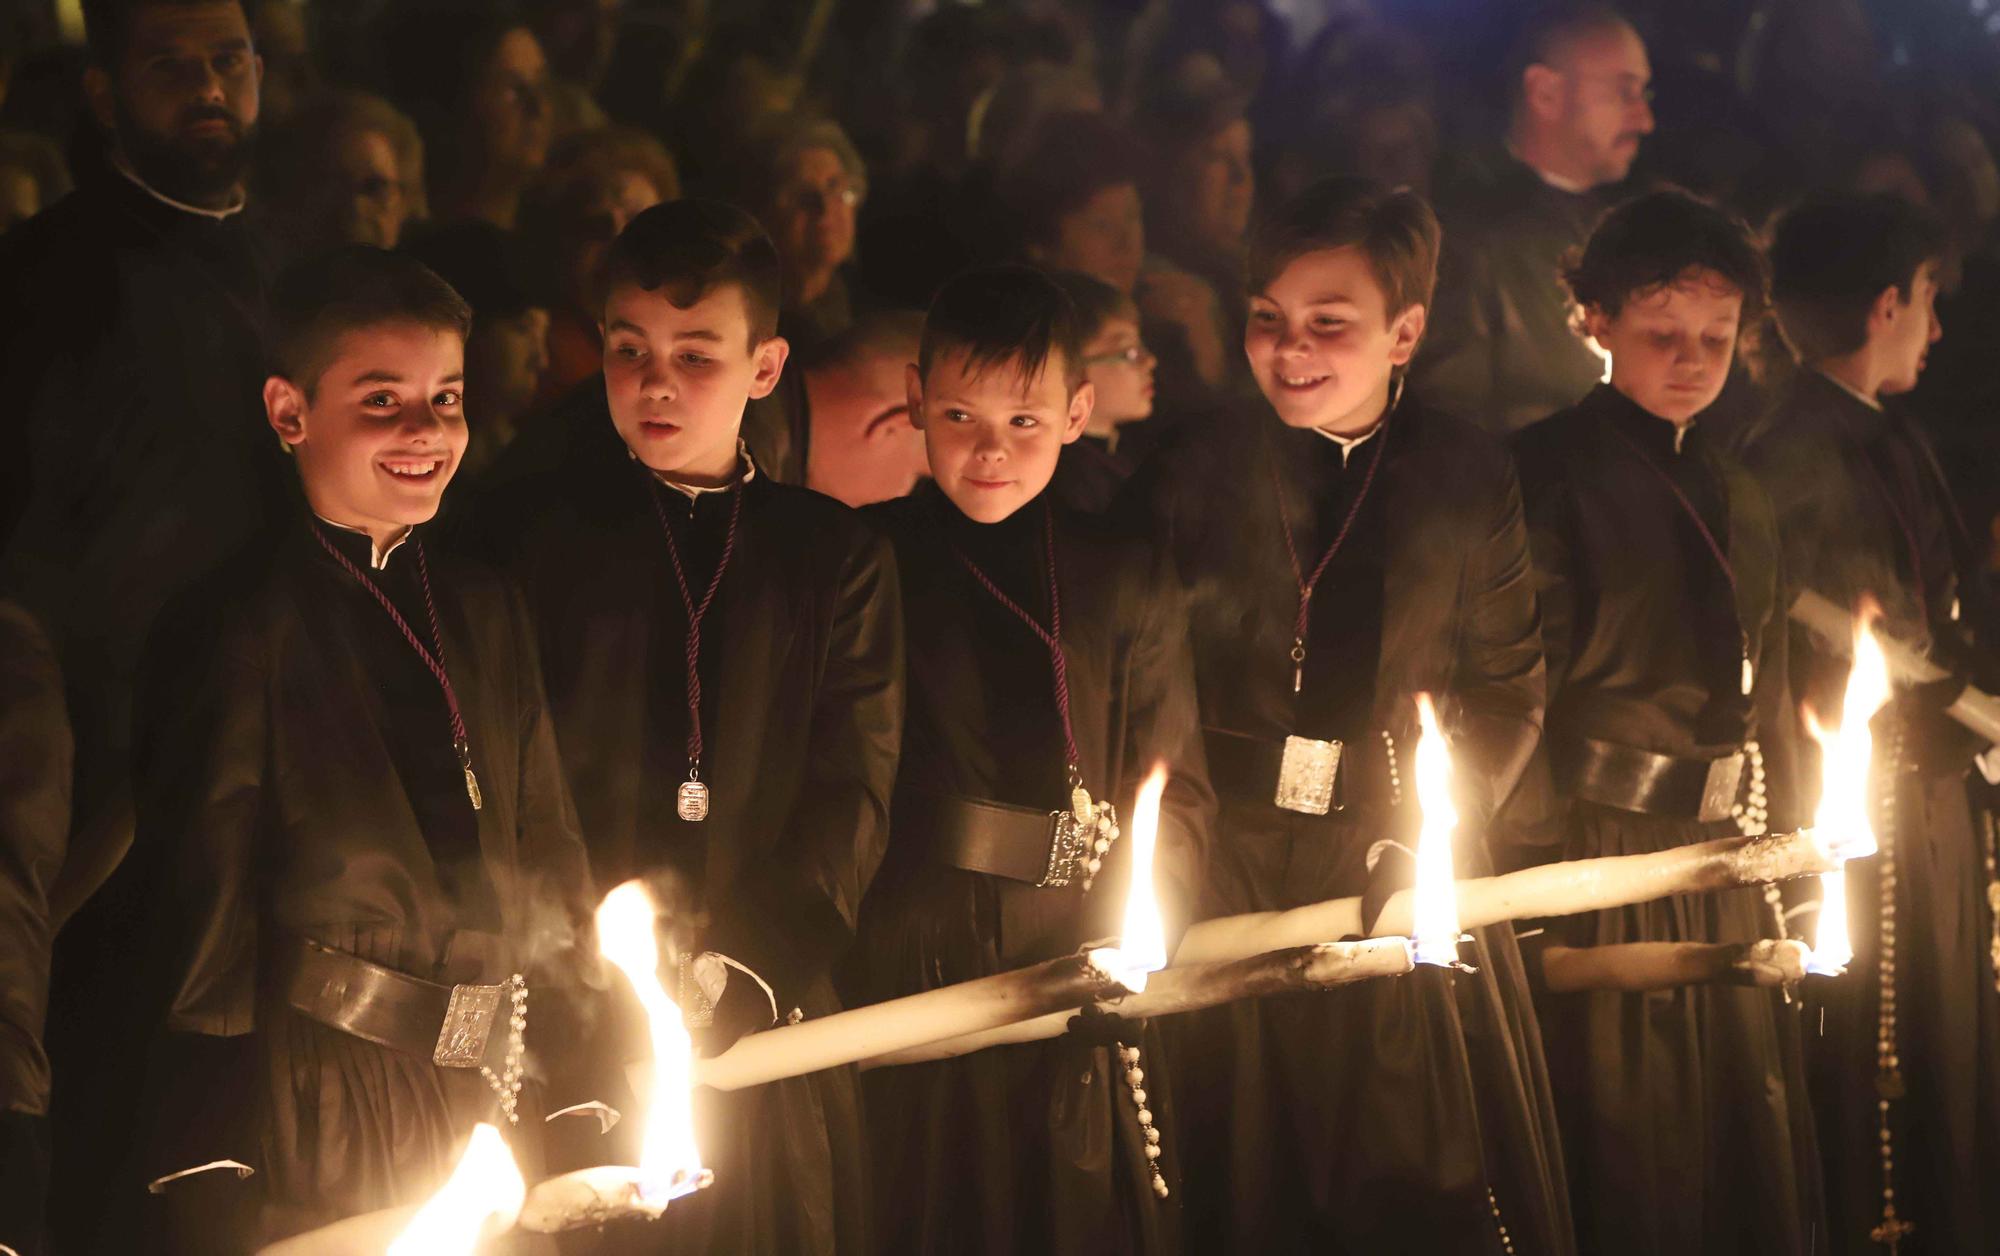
[433,982,502,1067]
[1275,735,1343,815]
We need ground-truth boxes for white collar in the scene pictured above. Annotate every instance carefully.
[1312,422,1383,466]
[315,514,411,570]
[113,155,245,221]
[639,438,758,500]
[1505,141,1593,195]
[1817,369,1885,413]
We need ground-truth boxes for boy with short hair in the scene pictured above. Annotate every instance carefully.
[1048,270,1157,514]
[1511,189,1821,1255]
[471,199,903,1255]
[123,245,591,1244]
[1133,176,1570,1254]
[1744,193,2000,1255]
[846,264,1212,1254]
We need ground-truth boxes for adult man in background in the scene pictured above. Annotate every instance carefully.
[1415,3,1654,433]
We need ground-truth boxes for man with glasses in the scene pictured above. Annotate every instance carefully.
[1415,3,1656,434]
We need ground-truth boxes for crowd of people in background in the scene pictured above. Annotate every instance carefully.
[2,0,1999,1252]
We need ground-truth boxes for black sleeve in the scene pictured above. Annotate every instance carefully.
[702,527,905,1012]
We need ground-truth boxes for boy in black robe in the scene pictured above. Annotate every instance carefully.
[1510,190,1822,1256]
[845,265,1212,1254]
[1131,177,1572,1255]
[121,247,592,1249]
[469,199,903,1255]
[1742,193,2000,1254]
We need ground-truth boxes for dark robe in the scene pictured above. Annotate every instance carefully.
[467,385,903,1256]
[1131,396,1572,1255]
[1051,435,1139,517]
[1416,154,1611,434]
[1742,371,2000,1255]
[0,167,282,898]
[0,170,286,1248]
[112,514,591,1252]
[1510,383,1822,1256]
[0,599,67,1256]
[846,484,1214,1255]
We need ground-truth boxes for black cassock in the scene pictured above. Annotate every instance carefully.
[115,515,591,1251]
[1511,384,1822,1256]
[1129,397,1572,1255]
[0,598,67,1256]
[1744,371,2000,1254]
[1414,153,1613,436]
[469,389,903,1256]
[843,485,1213,1255]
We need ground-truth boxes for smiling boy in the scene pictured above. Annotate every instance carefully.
[120,246,590,1245]
[471,199,902,1255]
[1510,189,1820,1256]
[1131,176,1568,1254]
[846,265,1211,1254]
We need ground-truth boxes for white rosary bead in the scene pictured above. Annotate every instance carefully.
[1116,1041,1170,1200]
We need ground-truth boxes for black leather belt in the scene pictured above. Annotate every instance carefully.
[1554,736,1745,822]
[273,936,513,1069]
[912,792,1091,888]
[1204,728,1397,813]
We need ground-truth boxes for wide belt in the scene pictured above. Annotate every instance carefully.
[1204,728,1397,815]
[1554,736,1745,822]
[274,935,514,1069]
[914,792,1092,888]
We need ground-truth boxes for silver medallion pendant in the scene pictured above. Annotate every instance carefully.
[677,778,710,822]
[1275,734,1343,815]
[455,737,484,811]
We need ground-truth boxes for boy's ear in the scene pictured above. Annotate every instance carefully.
[1387,303,1429,367]
[1062,381,1095,444]
[904,362,927,430]
[1581,304,1613,346]
[264,375,309,447]
[1868,283,1906,336]
[747,335,791,400]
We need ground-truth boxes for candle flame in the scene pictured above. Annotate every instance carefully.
[1805,870,1854,976]
[596,880,708,1205]
[1803,604,1892,973]
[1410,693,1463,967]
[1805,605,1892,861]
[387,1122,525,1256]
[1088,764,1171,993]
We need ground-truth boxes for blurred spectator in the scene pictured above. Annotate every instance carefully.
[1137,54,1255,299]
[253,89,421,255]
[519,124,677,404]
[247,0,313,127]
[403,220,550,485]
[384,3,550,230]
[1416,3,1656,432]
[744,111,867,354]
[0,130,69,233]
[523,0,615,140]
[1050,269,1156,512]
[1266,25,1438,204]
[966,59,1102,177]
[801,310,928,508]
[1005,111,1142,292]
